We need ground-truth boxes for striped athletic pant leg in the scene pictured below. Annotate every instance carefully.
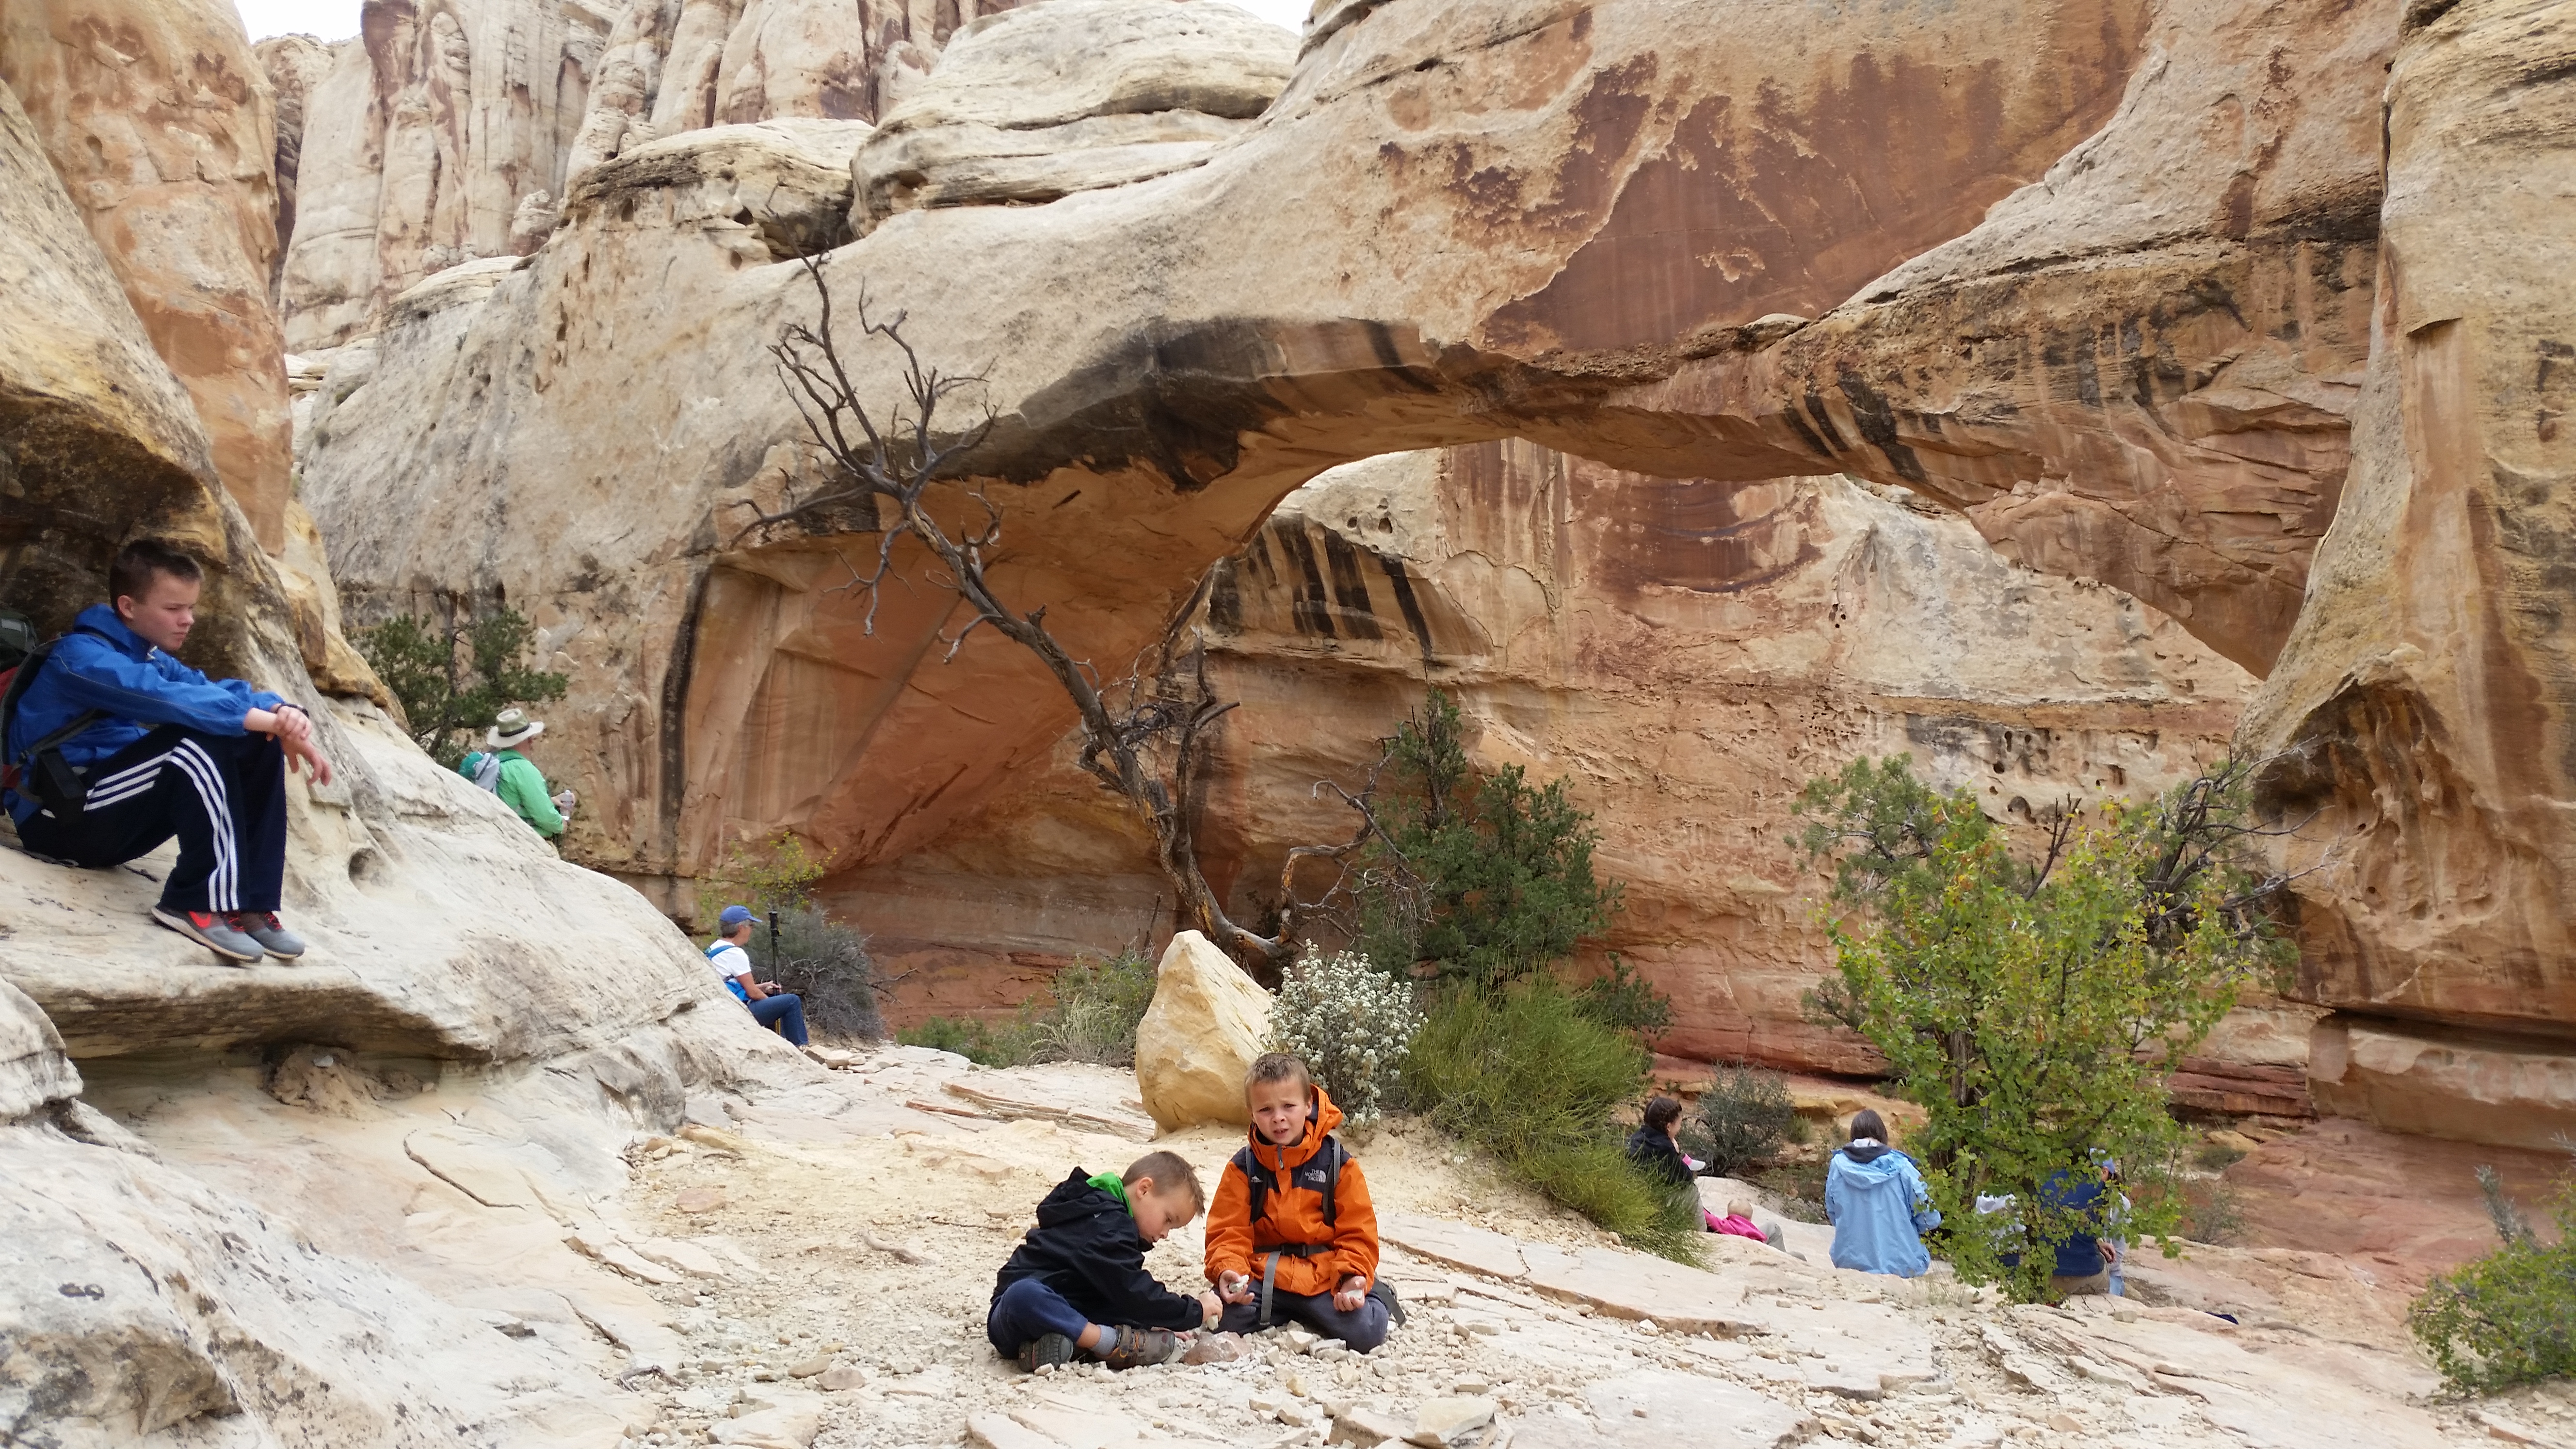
[17,724,290,915]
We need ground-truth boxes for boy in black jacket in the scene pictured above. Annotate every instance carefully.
[988,1149,1219,1371]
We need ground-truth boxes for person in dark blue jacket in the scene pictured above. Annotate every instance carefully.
[3,540,334,963]
[988,1151,1220,1372]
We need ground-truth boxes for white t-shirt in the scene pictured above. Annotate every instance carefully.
[708,942,752,983]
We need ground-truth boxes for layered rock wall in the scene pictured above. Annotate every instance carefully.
[2239,0,2576,1152]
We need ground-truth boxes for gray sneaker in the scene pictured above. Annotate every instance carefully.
[152,905,262,964]
[230,912,306,960]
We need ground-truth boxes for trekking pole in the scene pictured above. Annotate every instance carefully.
[767,909,781,989]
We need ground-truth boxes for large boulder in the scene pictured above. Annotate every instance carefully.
[1134,931,1271,1132]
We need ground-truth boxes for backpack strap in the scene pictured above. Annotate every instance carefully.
[1231,1145,1272,1231]
[1236,1135,1344,1245]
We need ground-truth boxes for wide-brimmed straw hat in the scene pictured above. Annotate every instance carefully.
[488,707,545,748]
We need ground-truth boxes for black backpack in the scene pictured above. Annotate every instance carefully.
[1233,1135,1345,1252]
[0,623,111,819]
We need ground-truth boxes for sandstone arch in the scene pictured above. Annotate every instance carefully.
[306,0,2385,892]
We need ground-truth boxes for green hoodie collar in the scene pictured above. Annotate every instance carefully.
[1086,1170,1130,1211]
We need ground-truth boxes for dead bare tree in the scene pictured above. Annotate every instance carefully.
[730,256,1377,973]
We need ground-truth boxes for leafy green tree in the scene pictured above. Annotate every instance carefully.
[1793,756,2291,1300]
[1353,690,1622,985]
[357,607,568,766]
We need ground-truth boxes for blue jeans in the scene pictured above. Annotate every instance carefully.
[988,1278,1092,1355]
[748,993,807,1046]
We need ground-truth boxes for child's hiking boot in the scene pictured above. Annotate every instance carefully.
[152,905,262,964]
[1094,1325,1179,1370]
[1368,1279,1406,1328]
[1016,1333,1079,1372]
[230,912,306,960]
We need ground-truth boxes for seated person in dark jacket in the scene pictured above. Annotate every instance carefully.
[988,1150,1220,1372]
[2038,1165,2114,1298]
[1625,1095,1698,1187]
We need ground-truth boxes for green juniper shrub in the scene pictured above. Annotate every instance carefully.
[1406,974,1701,1263]
[1353,690,1621,986]
[2410,1170,2576,1394]
[1793,756,2292,1301]
[1682,1062,1800,1179]
[358,607,569,766]
[1572,955,1674,1046]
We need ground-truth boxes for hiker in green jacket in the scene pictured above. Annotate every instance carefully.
[459,708,576,838]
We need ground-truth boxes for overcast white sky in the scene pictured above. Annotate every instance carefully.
[235,0,1306,43]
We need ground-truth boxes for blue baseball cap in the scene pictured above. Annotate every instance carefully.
[718,904,756,929]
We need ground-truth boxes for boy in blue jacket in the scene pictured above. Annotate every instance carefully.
[3,540,333,963]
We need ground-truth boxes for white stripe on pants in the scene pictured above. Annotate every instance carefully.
[163,741,237,913]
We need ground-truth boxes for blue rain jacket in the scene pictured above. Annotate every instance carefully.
[3,604,281,824]
[1825,1142,1943,1277]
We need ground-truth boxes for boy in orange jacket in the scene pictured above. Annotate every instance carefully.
[1204,1052,1404,1350]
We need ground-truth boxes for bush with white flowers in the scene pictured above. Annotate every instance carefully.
[1270,947,1424,1126]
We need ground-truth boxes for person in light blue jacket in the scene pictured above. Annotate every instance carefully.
[1824,1109,1943,1277]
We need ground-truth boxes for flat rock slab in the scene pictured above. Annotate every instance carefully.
[1519,1242,1761,1336]
[1379,1214,1528,1281]
[944,1078,1157,1140]
[1509,1371,1809,1449]
[2015,1312,2452,1449]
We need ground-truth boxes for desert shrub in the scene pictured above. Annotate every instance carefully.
[1754,1160,1831,1223]
[1794,756,2292,1301]
[2192,1139,2247,1172]
[1271,947,1424,1126]
[693,832,827,936]
[1353,690,1622,985]
[748,904,883,1041]
[1683,1062,1799,1179]
[2175,1178,2245,1245]
[2410,1172,2576,1394]
[1032,951,1159,1067]
[357,606,568,765]
[898,1014,1038,1067]
[1407,974,1700,1262]
[1572,956,1674,1046]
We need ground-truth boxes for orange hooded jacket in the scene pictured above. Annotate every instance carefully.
[1204,1083,1379,1299]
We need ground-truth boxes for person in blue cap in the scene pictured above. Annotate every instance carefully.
[706,904,808,1046]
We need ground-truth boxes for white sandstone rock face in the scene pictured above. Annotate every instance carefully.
[279,0,620,350]
[280,0,1035,346]
[850,0,1294,234]
[566,115,875,263]
[1134,931,1272,1132]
